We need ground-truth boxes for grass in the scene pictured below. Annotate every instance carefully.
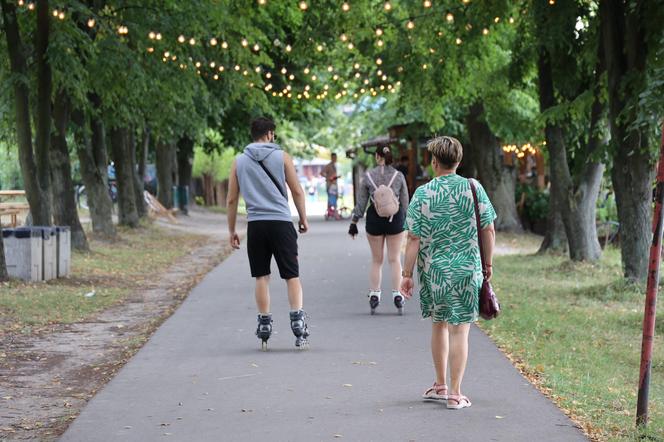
[0,223,208,334]
[483,247,664,441]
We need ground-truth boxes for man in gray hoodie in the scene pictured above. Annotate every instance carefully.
[227,117,310,349]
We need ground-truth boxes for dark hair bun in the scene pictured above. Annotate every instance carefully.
[376,145,393,165]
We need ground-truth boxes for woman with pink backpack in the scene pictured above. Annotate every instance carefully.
[348,146,409,315]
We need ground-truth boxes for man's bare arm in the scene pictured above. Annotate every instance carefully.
[226,160,241,249]
[284,153,308,232]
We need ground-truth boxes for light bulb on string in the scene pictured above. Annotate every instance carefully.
[347,42,354,50]
[377,40,384,47]
[340,33,348,42]
[316,44,324,51]
[455,37,462,44]
[27,3,34,10]
[299,1,308,10]
[147,47,154,53]
[377,70,383,76]
[289,74,295,80]
[210,38,218,46]
[178,35,186,43]
[285,44,292,52]
[482,28,489,35]
[241,38,248,47]
[327,66,334,72]
[210,62,216,68]
[376,28,383,36]
[376,58,383,65]
[446,13,454,22]
[354,63,360,69]
[258,0,266,4]
[195,62,201,68]
[222,41,228,48]
[342,2,350,11]
[219,66,225,72]
[266,72,272,78]
[234,65,241,71]
[281,67,287,74]
[406,21,415,30]
[253,44,260,51]
[384,2,392,11]
[333,74,339,80]
[149,31,156,39]
[52,9,58,17]
[87,18,95,28]
[156,33,162,40]
[189,38,196,45]
[304,67,310,74]
[311,74,317,81]
[423,0,432,7]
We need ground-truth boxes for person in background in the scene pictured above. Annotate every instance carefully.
[348,146,409,315]
[321,153,338,213]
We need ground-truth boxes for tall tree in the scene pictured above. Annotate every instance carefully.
[50,91,89,250]
[1,0,50,225]
[600,0,657,281]
[110,127,139,227]
[0,233,7,281]
[34,0,52,223]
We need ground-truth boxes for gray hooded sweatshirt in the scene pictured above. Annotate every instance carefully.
[236,143,292,222]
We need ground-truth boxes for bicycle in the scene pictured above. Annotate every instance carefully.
[325,193,351,220]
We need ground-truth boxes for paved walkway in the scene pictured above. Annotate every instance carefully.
[62,219,586,442]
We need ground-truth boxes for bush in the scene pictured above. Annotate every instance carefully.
[516,184,549,230]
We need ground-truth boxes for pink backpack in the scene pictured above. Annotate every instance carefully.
[366,171,400,221]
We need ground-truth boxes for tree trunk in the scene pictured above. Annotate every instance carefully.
[156,141,175,209]
[128,130,147,218]
[1,0,50,225]
[34,0,53,224]
[538,208,568,254]
[600,0,654,281]
[466,102,522,232]
[50,91,89,251]
[538,47,603,261]
[0,233,7,281]
[110,127,139,227]
[176,136,194,214]
[72,109,116,238]
[138,128,149,189]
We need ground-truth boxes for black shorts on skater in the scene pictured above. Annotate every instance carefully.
[365,204,405,236]
[247,221,299,279]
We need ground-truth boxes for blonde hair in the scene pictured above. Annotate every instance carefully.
[427,136,463,168]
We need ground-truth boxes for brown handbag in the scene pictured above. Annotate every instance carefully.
[469,180,501,320]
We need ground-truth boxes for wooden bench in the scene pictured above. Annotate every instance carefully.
[0,203,29,227]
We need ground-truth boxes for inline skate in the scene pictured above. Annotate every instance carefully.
[290,309,310,349]
[256,313,272,351]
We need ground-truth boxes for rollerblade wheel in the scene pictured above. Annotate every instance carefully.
[261,340,268,351]
[397,307,404,316]
[369,295,380,315]
[295,337,309,350]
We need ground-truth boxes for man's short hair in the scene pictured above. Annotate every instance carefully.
[251,117,276,141]
[400,155,409,162]
[331,153,337,158]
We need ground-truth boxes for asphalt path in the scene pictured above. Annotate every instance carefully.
[61,218,586,442]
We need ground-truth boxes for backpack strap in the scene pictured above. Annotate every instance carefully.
[365,171,378,191]
[387,171,399,187]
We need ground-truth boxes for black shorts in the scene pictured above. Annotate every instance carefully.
[365,205,406,236]
[247,221,299,279]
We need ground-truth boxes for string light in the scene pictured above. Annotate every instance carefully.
[342,2,350,11]
[384,2,392,11]
[423,0,432,7]
[377,40,384,47]
[87,18,95,28]
[407,21,415,29]
[482,28,489,35]
[299,1,308,10]
[189,38,196,45]
[285,44,292,52]
[446,13,454,22]
[221,41,228,48]
[376,28,383,36]
[347,43,354,49]
[340,33,348,42]
[210,38,218,46]
[178,35,186,43]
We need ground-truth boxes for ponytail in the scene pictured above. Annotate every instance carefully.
[376,146,393,165]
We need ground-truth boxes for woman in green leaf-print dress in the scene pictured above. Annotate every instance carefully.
[400,136,496,410]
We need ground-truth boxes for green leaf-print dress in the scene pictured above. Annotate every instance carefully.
[404,175,497,324]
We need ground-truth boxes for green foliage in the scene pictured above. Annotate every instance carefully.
[516,183,548,224]
[192,130,235,181]
[0,142,22,190]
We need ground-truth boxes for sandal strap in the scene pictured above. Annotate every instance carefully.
[447,395,470,404]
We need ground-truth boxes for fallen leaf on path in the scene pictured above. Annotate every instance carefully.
[334,434,343,438]
[163,433,172,436]
[241,409,254,413]
[207,408,215,411]
[2,396,12,400]
[250,363,259,368]
[342,384,352,388]
[159,423,170,426]
[495,416,504,419]
[124,426,132,429]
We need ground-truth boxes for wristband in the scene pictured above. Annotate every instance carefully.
[402,269,413,278]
